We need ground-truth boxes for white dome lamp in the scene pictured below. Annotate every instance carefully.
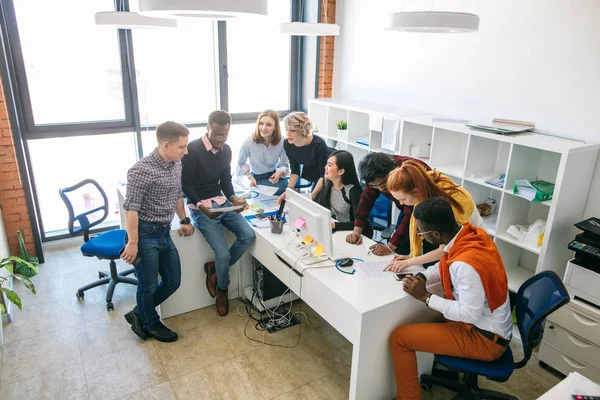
[280,0,339,36]
[94,11,177,29]
[138,0,269,20]
[387,11,479,33]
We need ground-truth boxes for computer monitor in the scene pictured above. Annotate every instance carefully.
[285,188,335,259]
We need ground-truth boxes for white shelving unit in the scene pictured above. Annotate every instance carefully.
[309,98,600,293]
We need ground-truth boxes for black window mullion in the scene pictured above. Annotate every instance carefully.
[290,0,304,111]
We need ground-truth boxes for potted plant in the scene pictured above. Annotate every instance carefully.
[336,120,348,141]
[0,255,37,347]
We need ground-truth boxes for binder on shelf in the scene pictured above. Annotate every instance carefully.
[513,179,555,202]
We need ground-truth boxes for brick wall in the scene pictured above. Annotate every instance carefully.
[0,75,36,256]
[317,0,336,98]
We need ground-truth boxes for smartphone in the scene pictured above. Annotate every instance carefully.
[394,273,414,281]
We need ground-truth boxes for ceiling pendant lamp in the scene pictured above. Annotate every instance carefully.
[279,0,339,36]
[94,11,177,29]
[386,11,479,33]
[138,0,269,19]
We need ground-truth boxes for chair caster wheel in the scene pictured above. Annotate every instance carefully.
[420,377,432,392]
[106,302,114,311]
[76,291,84,300]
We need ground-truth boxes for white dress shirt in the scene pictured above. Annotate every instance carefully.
[422,227,513,339]
[237,137,290,176]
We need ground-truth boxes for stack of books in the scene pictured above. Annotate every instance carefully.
[468,118,535,135]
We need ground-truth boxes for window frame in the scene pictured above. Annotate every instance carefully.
[0,0,306,253]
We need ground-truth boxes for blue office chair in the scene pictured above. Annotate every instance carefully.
[59,179,136,311]
[295,165,313,190]
[420,271,570,399]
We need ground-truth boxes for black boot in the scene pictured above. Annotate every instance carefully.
[146,321,178,343]
[124,310,147,340]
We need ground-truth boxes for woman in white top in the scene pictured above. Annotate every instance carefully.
[237,109,290,196]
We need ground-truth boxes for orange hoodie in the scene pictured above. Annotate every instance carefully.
[439,223,508,312]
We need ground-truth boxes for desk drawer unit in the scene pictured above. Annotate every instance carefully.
[547,304,600,347]
[539,340,600,383]
[543,323,600,368]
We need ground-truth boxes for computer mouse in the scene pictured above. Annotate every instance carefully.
[339,258,354,267]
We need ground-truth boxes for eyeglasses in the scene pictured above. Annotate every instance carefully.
[367,180,387,190]
[417,230,433,236]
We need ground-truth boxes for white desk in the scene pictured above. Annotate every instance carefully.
[240,224,440,400]
[538,372,600,399]
[118,186,439,399]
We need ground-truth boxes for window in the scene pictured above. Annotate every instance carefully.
[28,133,138,236]
[226,0,292,113]
[12,0,127,125]
[132,19,219,126]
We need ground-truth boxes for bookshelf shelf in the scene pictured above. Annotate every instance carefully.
[309,98,600,287]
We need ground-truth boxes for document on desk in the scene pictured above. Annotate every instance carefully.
[354,261,395,280]
[254,185,279,197]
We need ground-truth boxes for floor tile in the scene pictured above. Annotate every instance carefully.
[2,300,76,344]
[162,304,220,333]
[152,325,235,380]
[272,374,347,400]
[1,327,81,386]
[171,358,264,400]
[83,341,167,400]
[0,361,88,400]
[116,381,177,400]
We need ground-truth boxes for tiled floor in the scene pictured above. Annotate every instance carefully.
[1,240,563,399]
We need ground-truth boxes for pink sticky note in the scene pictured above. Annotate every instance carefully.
[292,217,306,230]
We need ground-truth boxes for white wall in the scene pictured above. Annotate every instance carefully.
[333,0,600,217]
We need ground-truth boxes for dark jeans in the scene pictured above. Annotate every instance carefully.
[252,171,288,196]
[132,220,181,330]
[190,201,256,290]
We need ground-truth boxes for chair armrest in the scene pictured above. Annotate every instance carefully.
[381,224,396,241]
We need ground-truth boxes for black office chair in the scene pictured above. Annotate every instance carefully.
[420,271,570,399]
[59,179,136,311]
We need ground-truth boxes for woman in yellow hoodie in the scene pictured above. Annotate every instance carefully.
[385,160,482,272]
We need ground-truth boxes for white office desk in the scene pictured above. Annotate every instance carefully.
[241,225,440,400]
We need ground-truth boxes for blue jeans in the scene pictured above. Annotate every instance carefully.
[252,171,288,196]
[191,201,256,290]
[132,220,181,330]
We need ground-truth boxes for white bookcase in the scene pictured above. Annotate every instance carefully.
[308,98,600,292]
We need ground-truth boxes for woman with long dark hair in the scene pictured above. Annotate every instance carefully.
[316,150,373,238]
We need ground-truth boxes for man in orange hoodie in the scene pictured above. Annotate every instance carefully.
[389,197,512,400]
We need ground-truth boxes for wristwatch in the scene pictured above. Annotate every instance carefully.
[180,217,191,225]
[425,293,432,307]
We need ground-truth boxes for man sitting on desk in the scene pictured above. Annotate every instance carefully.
[346,152,430,256]
[182,110,256,317]
[389,197,512,400]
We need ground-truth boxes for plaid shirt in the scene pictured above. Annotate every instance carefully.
[123,149,184,224]
[354,155,431,248]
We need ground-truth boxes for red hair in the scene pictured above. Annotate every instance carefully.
[387,161,464,214]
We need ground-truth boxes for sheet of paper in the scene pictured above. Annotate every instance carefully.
[253,185,280,197]
[293,217,306,229]
[208,205,243,212]
[314,243,324,257]
[250,219,270,228]
[354,261,395,280]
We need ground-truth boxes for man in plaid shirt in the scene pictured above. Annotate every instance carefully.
[121,121,194,343]
[347,153,430,256]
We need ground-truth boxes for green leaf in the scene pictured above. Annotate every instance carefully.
[12,274,36,295]
[0,303,5,314]
[1,256,36,272]
[0,288,22,311]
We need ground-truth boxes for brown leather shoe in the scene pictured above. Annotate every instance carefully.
[204,262,217,298]
[216,288,229,317]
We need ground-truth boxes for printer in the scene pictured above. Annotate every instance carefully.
[564,217,600,307]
